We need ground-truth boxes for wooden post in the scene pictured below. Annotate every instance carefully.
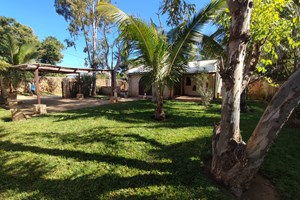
[78,73,82,94]
[35,67,41,104]
[111,70,114,97]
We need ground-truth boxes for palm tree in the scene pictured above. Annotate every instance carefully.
[98,0,224,120]
[0,34,39,97]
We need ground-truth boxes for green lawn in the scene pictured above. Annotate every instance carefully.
[0,100,299,199]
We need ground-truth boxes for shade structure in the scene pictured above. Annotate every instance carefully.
[10,63,113,104]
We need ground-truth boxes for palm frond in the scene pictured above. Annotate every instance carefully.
[16,42,39,64]
[97,2,158,66]
[200,32,225,59]
[0,60,9,71]
[168,0,225,70]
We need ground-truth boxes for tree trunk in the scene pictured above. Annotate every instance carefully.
[111,69,117,98]
[211,0,300,196]
[0,77,6,104]
[154,84,165,121]
[212,68,300,196]
[91,71,97,97]
[240,88,249,113]
[211,0,253,196]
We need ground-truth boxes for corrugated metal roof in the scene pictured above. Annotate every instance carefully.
[126,60,218,75]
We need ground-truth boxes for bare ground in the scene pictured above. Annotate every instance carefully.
[15,95,139,116]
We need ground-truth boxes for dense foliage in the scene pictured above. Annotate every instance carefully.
[39,36,64,65]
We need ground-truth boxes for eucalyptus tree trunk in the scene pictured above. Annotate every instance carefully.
[211,0,253,196]
[213,68,300,196]
[211,0,300,196]
[91,2,99,97]
[154,83,166,121]
[240,88,249,113]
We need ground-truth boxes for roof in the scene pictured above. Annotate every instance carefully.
[10,63,113,74]
[126,60,219,75]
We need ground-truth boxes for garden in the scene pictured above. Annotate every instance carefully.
[0,100,299,199]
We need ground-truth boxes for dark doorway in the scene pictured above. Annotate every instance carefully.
[139,76,152,95]
[173,83,181,96]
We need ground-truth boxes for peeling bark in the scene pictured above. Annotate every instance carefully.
[211,0,253,196]
[212,68,300,196]
[246,68,300,166]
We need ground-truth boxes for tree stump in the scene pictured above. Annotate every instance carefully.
[33,104,47,115]
[7,100,18,107]
[76,93,84,100]
[11,108,28,122]
[110,97,118,103]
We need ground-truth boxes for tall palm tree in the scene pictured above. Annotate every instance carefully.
[98,0,224,120]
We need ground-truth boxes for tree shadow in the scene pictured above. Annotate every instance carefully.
[0,116,11,122]
[42,100,221,129]
[0,135,229,199]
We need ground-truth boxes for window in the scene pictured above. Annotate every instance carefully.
[186,77,191,86]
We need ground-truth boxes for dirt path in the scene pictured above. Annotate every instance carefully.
[16,95,139,116]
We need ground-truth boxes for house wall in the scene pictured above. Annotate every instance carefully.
[128,74,142,97]
[128,73,220,98]
[128,74,171,98]
[183,74,215,96]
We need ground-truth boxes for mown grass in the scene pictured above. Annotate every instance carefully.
[0,100,299,200]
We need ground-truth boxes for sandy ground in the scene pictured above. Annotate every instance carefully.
[15,95,139,116]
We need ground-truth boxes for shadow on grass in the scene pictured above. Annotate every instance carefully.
[43,100,221,129]
[0,116,11,122]
[0,135,228,199]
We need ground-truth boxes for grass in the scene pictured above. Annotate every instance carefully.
[0,100,299,200]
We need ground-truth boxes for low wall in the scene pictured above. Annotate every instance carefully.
[16,77,128,96]
[17,77,64,95]
[97,79,128,95]
[248,79,279,101]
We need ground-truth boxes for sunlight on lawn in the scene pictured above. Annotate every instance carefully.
[0,100,299,199]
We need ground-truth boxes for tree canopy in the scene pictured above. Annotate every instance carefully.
[39,36,64,65]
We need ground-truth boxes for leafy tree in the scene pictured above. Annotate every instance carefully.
[0,16,39,45]
[260,0,300,83]
[39,36,64,65]
[210,0,300,196]
[98,0,225,120]
[55,0,111,96]
[159,0,196,27]
[199,0,293,112]
[193,72,213,106]
[160,0,300,195]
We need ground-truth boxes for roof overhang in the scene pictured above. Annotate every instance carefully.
[10,63,113,74]
[126,60,219,75]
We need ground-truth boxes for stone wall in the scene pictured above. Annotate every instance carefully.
[17,77,64,95]
[16,77,128,96]
[97,79,128,95]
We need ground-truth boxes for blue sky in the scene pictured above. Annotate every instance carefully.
[0,0,213,68]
